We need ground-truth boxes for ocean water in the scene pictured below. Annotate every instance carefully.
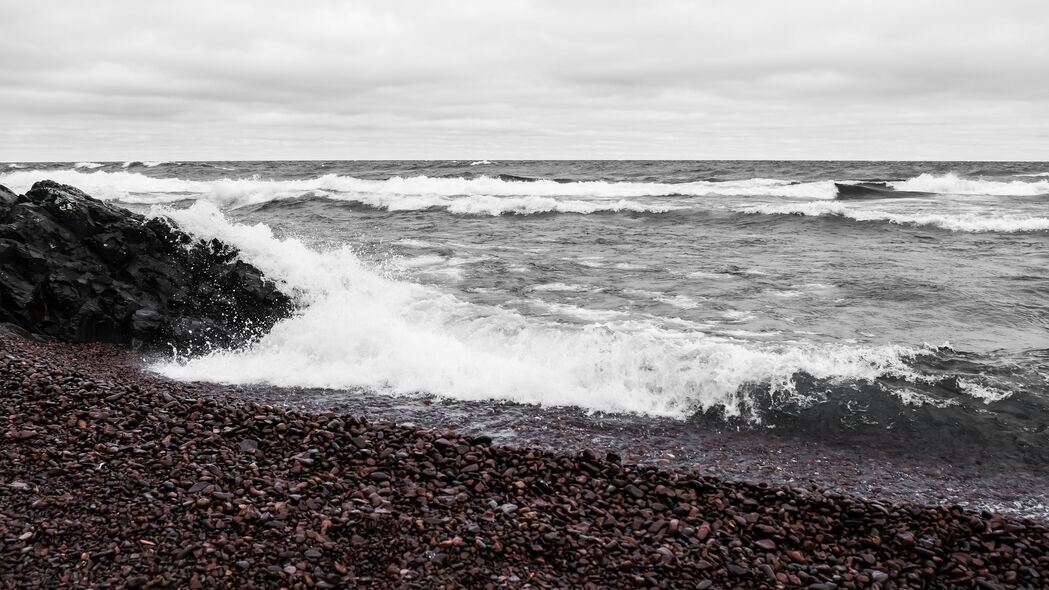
[3,160,1048,514]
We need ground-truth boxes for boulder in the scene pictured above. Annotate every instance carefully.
[0,184,16,205]
[0,180,293,352]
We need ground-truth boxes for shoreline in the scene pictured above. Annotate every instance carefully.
[3,333,1049,588]
[233,381,1049,524]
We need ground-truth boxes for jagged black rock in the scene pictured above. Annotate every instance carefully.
[0,180,292,352]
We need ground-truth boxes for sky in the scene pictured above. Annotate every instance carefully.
[1,0,1048,161]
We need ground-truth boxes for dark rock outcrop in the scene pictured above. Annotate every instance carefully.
[834,182,934,200]
[0,180,293,351]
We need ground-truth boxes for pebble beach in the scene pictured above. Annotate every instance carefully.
[3,332,1048,589]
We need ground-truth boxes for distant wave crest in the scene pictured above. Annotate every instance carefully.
[122,160,169,168]
[891,172,1049,196]
[0,168,840,206]
[738,201,1049,233]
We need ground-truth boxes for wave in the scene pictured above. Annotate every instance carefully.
[2,169,664,216]
[470,160,495,166]
[305,193,669,216]
[0,169,209,200]
[122,160,169,168]
[3,168,1047,204]
[891,173,1049,196]
[445,195,667,215]
[738,202,1049,233]
[531,282,595,293]
[147,202,950,421]
[0,168,840,205]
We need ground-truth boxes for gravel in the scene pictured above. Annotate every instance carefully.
[2,332,1048,589]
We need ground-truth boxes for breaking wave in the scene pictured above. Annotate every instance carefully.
[0,169,207,199]
[890,173,1049,196]
[148,202,944,420]
[737,202,1049,233]
[122,160,169,168]
[0,168,839,206]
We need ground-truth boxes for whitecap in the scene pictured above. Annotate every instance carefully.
[891,172,1049,196]
[736,201,1049,233]
[0,169,839,208]
[531,282,594,293]
[148,202,935,421]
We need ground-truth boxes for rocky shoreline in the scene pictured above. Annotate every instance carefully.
[3,332,1048,589]
[0,181,291,352]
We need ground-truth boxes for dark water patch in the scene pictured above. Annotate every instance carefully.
[738,375,1049,466]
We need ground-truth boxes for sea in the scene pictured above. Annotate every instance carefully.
[2,160,1048,518]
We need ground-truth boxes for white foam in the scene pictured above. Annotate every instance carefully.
[737,201,1049,233]
[469,160,495,166]
[720,330,783,338]
[959,379,1013,403]
[147,202,934,420]
[723,310,757,322]
[442,195,668,216]
[623,288,702,309]
[766,289,804,298]
[394,238,438,249]
[396,255,448,269]
[891,172,1049,196]
[612,262,649,271]
[0,169,839,208]
[577,259,607,269]
[519,299,630,323]
[687,270,735,279]
[531,282,593,293]
[122,160,169,168]
[0,169,680,214]
[6,163,25,169]
[390,255,483,283]
[73,162,105,169]
[0,169,208,201]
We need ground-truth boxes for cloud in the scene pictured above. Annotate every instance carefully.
[1,0,1047,160]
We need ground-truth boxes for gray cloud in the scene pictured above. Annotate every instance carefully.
[1,0,1047,160]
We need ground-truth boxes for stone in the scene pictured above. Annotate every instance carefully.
[0,180,292,352]
[2,331,1049,589]
[623,484,645,499]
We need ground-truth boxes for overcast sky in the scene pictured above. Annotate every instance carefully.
[2,1,1047,161]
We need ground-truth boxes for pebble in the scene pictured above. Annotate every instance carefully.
[1,333,1048,589]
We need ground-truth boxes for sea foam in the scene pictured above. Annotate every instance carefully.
[737,201,1049,233]
[891,172,1049,196]
[148,202,934,420]
[0,168,839,209]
